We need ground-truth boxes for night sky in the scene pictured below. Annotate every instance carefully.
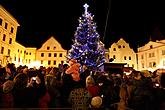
[1,0,165,52]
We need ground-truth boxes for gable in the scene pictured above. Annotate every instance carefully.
[38,36,66,51]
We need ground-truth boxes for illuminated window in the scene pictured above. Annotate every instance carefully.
[10,27,14,33]
[1,47,4,54]
[3,34,6,41]
[41,60,43,64]
[8,49,10,56]
[150,45,153,49]
[48,60,51,65]
[162,50,165,55]
[9,38,12,44]
[59,53,62,57]
[141,55,144,59]
[5,22,8,29]
[41,53,44,57]
[54,53,57,57]
[47,46,50,50]
[48,53,51,57]
[0,18,2,25]
[113,55,116,59]
[54,60,56,65]
[124,56,126,60]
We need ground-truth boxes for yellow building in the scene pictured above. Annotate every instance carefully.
[36,36,67,68]
[0,5,20,66]
[137,40,165,71]
[109,38,138,70]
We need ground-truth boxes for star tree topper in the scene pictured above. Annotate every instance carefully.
[83,3,89,14]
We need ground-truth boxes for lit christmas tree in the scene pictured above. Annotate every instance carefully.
[67,3,106,71]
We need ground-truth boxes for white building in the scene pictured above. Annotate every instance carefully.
[137,40,165,71]
[108,38,138,70]
[0,5,20,66]
[36,36,67,68]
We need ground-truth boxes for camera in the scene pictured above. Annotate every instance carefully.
[32,77,36,81]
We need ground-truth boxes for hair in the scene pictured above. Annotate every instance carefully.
[14,73,28,89]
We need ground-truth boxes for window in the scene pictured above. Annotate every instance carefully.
[0,18,2,25]
[54,60,56,65]
[150,45,153,49]
[54,53,57,57]
[3,34,6,41]
[8,49,10,56]
[48,53,51,57]
[18,49,19,52]
[163,60,165,66]
[1,47,4,54]
[20,50,22,53]
[26,59,27,63]
[29,52,31,55]
[153,62,156,67]
[123,46,125,48]
[61,61,64,64]
[113,48,116,51]
[59,53,62,57]
[141,55,144,59]
[41,60,43,64]
[29,59,31,63]
[10,27,14,33]
[53,46,56,50]
[113,55,116,59]
[129,56,131,60]
[14,57,16,61]
[5,22,8,29]
[132,64,134,68]
[149,53,151,58]
[48,60,51,65]
[162,50,165,55]
[9,38,12,44]
[26,52,28,55]
[142,63,144,68]
[18,58,20,62]
[152,52,155,57]
[124,56,126,60]
[41,53,44,57]
[47,46,50,50]
[118,45,121,48]
[149,62,152,67]
[127,64,129,67]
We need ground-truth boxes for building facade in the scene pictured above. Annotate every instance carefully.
[36,36,67,68]
[108,38,138,70]
[0,5,20,66]
[137,40,165,71]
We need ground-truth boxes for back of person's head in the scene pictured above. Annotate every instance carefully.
[14,73,28,89]
[160,73,165,88]
[3,80,14,93]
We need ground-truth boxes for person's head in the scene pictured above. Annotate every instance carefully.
[132,71,142,80]
[14,73,29,89]
[91,96,102,108]
[3,80,14,93]
[86,75,95,87]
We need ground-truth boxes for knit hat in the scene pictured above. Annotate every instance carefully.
[91,96,102,108]
[3,80,14,93]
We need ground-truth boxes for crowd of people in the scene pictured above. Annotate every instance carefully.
[0,59,165,110]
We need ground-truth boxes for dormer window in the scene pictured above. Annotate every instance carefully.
[118,45,121,48]
[47,46,50,50]
[150,45,153,49]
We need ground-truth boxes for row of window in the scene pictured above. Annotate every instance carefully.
[113,45,125,51]
[2,34,12,44]
[0,18,14,33]
[41,53,63,57]
[1,46,10,55]
[41,60,63,65]
[112,55,131,60]
[141,50,165,59]
[46,46,56,50]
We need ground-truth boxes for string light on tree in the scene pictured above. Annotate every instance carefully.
[67,3,106,71]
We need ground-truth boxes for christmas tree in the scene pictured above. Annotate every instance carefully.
[67,3,106,70]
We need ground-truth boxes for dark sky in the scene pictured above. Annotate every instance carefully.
[1,0,165,52]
